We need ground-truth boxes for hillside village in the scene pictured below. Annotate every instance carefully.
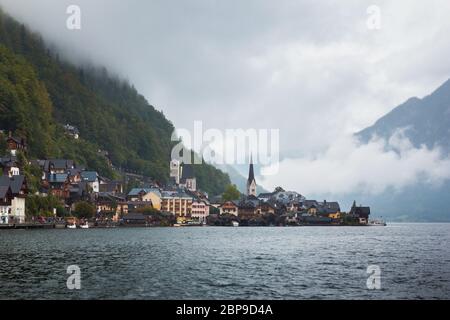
[0,131,371,228]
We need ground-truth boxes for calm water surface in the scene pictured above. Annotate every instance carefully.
[1,223,449,299]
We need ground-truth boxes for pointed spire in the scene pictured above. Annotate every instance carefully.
[248,154,255,184]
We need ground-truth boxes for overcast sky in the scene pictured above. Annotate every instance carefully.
[2,0,450,196]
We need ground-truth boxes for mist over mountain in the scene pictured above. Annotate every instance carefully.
[357,79,450,154]
[0,8,230,195]
[353,78,450,221]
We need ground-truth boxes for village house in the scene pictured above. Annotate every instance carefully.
[68,181,90,205]
[219,200,240,216]
[317,200,341,219]
[42,159,76,175]
[349,201,371,225]
[81,171,100,193]
[67,168,83,184]
[46,173,71,199]
[127,188,162,210]
[0,175,27,224]
[257,201,277,215]
[6,133,26,155]
[236,197,261,219]
[96,192,128,222]
[161,190,193,224]
[191,198,210,223]
[99,179,123,195]
[0,185,13,224]
[303,200,319,216]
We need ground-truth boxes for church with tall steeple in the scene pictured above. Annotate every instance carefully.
[246,156,257,197]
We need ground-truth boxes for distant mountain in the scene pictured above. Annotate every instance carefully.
[357,79,450,154]
[354,78,450,221]
[0,8,230,196]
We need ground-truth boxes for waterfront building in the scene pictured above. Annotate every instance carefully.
[219,200,239,216]
[127,188,162,210]
[96,192,128,221]
[0,186,13,224]
[161,190,193,223]
[317,200,341,218]
[191,198,210,223]
[0,175,27,223]
[349,201,371,225]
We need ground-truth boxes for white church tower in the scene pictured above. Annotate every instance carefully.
[246,156,257,197]
[170,159,181,184]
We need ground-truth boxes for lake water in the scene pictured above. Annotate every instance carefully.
[1,223,449,300]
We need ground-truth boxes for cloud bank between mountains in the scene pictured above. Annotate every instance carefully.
[258,131,450,196]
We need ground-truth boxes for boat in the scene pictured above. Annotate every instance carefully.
[80,223,89,229]
[231,221,239,227]
[368,219,387,226]
[67,224,77,229]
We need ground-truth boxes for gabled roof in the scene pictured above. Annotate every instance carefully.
[69,181,88,195]
[128,188,161,198]
[44,159,74,171]
[318,201,341,214]
[258,192,275,198]
[0,175,26,194]
[7,136,25,145]
[304,200,318,208]
[48,173,69,183]
[161,190,192,199]
[97,192,126,202]
[351,206,371,218]
[81,171,98,182]
[219,200,240,208]
[0,186,12,199]
[0,155,18,167]
[68,168,82,177]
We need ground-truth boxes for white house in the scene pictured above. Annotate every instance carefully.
[0,175,27,224]
[81,171,100,193]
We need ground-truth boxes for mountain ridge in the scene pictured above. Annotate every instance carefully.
[0,8,230,196]
[353,78,450,220]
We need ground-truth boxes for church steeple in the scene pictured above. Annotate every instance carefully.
[246,155,257,196]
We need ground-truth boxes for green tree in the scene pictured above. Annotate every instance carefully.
[73,201,95,219]
[26,194,63,217]
[222,184,241,202]
[136,206,160,215]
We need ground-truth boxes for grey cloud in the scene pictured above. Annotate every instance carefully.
[1,0,450,194]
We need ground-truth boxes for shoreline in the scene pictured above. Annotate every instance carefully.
[0,223,381,230]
